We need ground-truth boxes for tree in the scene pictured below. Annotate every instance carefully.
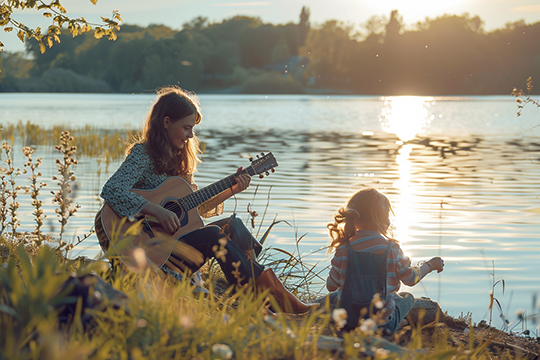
[385,10,402,38]
[298,6,310,46]
[0,0,121,54]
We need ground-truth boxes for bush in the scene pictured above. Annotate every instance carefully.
[241,71,305,94]
[15,68,112,93]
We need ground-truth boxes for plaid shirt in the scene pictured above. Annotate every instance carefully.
[327,230,421,322]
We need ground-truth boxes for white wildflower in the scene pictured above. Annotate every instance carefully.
[373,293,384,309]
[332,308,348,329]
[180,315,194,329]
[132,247,148,269]
[359,318,377,334]
[286,327,297,339]
[375,348,391,358]
[211,344,233,359]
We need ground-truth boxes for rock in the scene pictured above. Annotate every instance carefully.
[408,297,451,326]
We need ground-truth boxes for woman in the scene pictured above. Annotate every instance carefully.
[99,85,313,313]
[326,188,444,333]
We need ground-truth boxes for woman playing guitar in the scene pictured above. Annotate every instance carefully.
[98,85,313,313]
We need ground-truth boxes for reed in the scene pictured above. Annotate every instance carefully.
[1,120,135,162]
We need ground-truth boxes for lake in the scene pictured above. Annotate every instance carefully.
[1,93,539,330]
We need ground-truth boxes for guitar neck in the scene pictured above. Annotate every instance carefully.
[180,170,250,211]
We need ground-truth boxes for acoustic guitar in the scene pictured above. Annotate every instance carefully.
[95,152,278,269]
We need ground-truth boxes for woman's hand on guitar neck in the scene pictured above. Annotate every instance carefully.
[142,202,180,234]
[214,167,252,205]
[230,167,251,195]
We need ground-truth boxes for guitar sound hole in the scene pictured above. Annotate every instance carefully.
[163,201,188,227]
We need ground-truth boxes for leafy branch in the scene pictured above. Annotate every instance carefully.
[0,0,122,53]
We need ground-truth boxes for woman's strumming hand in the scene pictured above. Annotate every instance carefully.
[231,167,251,195]
[428,257,445,273]
[146,203,180,234]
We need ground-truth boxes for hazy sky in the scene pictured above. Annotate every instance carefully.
[2,0,540,53]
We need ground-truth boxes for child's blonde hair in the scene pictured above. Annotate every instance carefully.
[327,187,394,251]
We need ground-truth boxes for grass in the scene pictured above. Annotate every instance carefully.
[3,240,538,359]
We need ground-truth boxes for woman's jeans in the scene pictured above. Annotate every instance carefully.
[164,216,264,286]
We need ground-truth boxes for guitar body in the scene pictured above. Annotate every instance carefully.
[95,177,204,269]
[94,152,278,270]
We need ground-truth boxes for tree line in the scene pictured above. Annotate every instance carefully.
[1,8,539,95]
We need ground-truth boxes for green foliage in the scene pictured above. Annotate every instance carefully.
[2,10,312,94]
[240,69,306,94]
[3,9,540,94]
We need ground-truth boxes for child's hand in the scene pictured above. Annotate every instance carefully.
[428,257,445,273]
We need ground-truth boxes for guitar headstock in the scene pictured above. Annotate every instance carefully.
[247,152,278,178]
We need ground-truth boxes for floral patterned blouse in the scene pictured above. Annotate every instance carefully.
[100,143,223,219]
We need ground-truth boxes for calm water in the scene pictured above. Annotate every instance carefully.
[1,93,539,329]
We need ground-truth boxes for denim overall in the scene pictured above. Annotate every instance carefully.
[340,243,388,331]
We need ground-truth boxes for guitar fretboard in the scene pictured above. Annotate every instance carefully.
[179,174,240,211]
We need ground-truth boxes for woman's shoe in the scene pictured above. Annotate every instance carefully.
[255,268,317,313]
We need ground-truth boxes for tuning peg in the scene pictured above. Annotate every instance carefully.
[265,171,269,176]
[249,157,253,162]
[259,174,264,179]
[271,168,275,173]
[261,152,264,156]
[256,155,260,158]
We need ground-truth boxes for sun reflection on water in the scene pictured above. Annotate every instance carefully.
[379,96,435,252]
[392,144,417,248]
[379,96,435,142]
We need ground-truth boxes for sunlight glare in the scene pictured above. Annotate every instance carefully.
[365,0,468,23]
[379,96,434,142]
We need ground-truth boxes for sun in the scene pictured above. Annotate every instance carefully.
[365,0,469,24]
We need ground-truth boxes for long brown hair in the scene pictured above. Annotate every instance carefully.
[327,188,395,252]
[127,86,202,175]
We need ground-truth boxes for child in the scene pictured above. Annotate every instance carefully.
[326,187,444,333]
[98,85,313,313]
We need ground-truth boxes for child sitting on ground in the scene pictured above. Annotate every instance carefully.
[326,187,444,333]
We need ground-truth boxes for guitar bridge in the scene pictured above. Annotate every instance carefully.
[141,219,155,238]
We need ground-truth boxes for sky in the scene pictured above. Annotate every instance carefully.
[2,0,540,53]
